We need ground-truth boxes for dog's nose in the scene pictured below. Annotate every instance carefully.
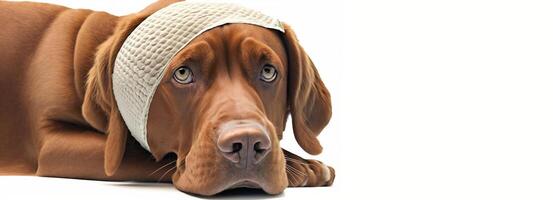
[217,121,271,166]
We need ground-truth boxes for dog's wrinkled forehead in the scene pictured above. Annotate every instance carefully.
[112,1,284,152]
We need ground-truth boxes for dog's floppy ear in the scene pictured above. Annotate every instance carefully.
[83,0,182,177]
[82,14,148,176]
[282,23,332,155]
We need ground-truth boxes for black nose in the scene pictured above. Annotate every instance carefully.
[217,121,271,167]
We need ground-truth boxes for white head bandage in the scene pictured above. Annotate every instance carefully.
[112,2,284,151]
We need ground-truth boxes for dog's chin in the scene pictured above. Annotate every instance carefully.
[173,172,287,196]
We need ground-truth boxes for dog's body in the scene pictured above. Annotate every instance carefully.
[0,0,334,195]
[0,1,163,180]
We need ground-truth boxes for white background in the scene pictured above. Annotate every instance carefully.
[2,0,553,199]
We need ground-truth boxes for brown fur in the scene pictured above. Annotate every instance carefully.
[0,0,334,195]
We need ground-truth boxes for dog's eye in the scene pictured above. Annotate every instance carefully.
[260,64,277,82]
[173,66,194,84]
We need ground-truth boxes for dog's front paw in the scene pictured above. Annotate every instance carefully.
[286,158,335,187]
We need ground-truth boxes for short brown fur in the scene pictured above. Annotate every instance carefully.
[0,0,334,195]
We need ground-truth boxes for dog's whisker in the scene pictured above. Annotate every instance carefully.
[149,160,176,176]
[285,157,316,167]
[289,167,306,177]
[288,166,303,176]
[285,164,298,175]
[284,155,304,160]
[287,165,306,186]
[179,158,186,168]
[158,166,177,183]
[286,168,300,185]
[286,159,318,168]
[288,173,299,185]
[286,163,307,177]
[284,156,303,161]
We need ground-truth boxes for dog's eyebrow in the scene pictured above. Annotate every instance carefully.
[166,41,215,75]
[174,41,214,64]
[240,37,285,70]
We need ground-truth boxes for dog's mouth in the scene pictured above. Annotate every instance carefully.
[229,179,262,189]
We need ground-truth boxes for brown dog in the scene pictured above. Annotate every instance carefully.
[0,0,334,195]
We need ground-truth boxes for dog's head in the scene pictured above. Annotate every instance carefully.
[83,0,331,195]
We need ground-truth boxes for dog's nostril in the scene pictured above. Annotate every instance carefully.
[253,141,265,154]
[252,140,270,164]
[231,142,242,153]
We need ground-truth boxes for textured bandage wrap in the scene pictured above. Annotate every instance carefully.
[112,2,284,151]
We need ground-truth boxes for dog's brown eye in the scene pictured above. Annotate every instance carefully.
[173,66,193,84]
[260,64,277,82]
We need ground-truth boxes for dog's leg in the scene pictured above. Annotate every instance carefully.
[283,149,335,187]
[35,123,175,182]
